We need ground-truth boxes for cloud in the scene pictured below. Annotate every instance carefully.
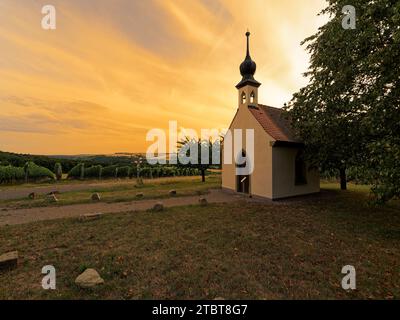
[0,95,150,137]
[0,0,327,154]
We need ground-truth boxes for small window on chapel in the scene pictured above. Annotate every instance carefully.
[241,92,246,104]
[295,150,307,185]
[236,149,247,168]
[250,91,255,103]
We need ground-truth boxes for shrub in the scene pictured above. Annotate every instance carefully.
[101,165,119,178]
[67,163,85,179]
[25,162,55,181]
[141,167,156,179]
[117,166,131,178]
[129,166,137,179]
[84,165,102,179]
[153,168,160,178]
[138,167,147,178]
[0,165,25,184]
[163,167,173,177]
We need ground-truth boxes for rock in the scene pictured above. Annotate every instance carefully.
[75,268,104,288]
[169,190,177,196]
[136,193,144,198]
[152,202,164,212]
[214,297,225,300]
[47,194,58,203]
[199,197,208,206]
[0,251,18,271]
[28,192,36,200]
[91,193,101,201]
[79,213,103,221]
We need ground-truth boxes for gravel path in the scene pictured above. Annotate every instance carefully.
[0,189,248,226]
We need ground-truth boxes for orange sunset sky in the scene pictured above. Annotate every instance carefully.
[0,0,328,155]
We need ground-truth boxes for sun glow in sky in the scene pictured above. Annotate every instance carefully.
[0,0,327,155]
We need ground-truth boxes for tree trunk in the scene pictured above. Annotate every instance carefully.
[340,168,347,190]
[201,169,205,182]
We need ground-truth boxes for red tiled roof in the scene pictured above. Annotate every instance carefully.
[248,104,300,143]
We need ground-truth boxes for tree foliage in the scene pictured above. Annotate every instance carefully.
[177,137,220,182]
[286,0,400,201]
[0,151,79,172]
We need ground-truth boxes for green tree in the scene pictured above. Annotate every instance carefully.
[286,0,400,198]
[177,137,220,182]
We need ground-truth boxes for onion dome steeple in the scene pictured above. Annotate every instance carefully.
[236,31,261,89]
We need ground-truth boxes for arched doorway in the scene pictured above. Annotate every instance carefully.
[236,149,250,194]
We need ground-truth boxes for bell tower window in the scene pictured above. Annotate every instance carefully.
[250,91,255,104]
[241,92,246,104]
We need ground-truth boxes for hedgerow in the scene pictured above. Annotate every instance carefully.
[0,163,204,184]
[84,165,102,179]
[0,165,25,184]
[101,165,119,178]
[116,166,131,178]
[25,162,55,181]
[67,163,85,179]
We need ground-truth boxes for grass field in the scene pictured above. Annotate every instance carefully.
[0,178,399,299]
[0,176,220,209]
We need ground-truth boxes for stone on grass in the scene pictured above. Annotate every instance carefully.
[199,197,208,206]
[28,192,36,200]
[91,193,101,201]
[75,268,104,288]
[0,251,18,271]
[152,202,164,212]
[79,213,103,222]
[47,194,58,203]
[169,190,177,196]
[136,193,144,198]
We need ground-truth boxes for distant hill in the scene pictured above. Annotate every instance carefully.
[0,151,144,171]
[0,151,79,172]
[48,153,145,165]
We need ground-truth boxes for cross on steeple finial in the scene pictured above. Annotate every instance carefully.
[246,30,251,57]
[236,30,261,90]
